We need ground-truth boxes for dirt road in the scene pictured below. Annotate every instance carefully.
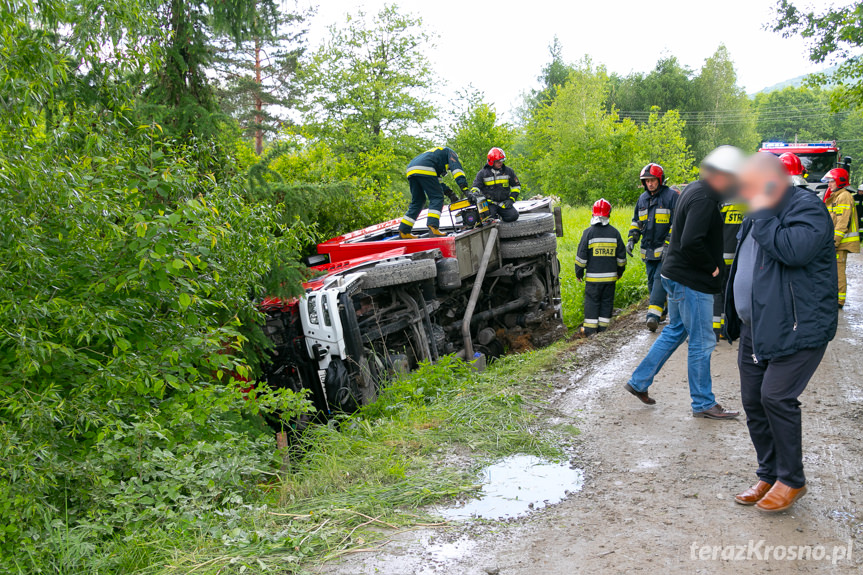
[323,257,863,574]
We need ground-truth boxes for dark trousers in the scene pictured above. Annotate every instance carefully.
[738,325,826,489]
[583,282,616,335]
[712,267,730,338]
[400,175,444,233]
[645,259,667,319]
[488,201,519,222]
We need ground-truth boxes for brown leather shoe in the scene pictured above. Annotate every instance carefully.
[692,403,739,419]
[624,383,656,405]
[734,480,773,505]
[756,482,807,513]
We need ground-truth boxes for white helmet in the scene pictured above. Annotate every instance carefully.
[702,145,745,175]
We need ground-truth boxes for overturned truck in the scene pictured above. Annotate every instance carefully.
[260,197,566,415]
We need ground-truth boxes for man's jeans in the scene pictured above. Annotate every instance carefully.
[628,277,717,412]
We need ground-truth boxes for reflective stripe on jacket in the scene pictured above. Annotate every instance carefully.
[575,223,627,282]
[825,187,860,253]
[720,202,745,265]
[470,164,522,203]
[629,185,678,261]
[406,147,469,191]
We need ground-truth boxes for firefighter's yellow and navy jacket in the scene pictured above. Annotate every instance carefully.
[825,187,860,253]
[406,147,469,191]
[628,185,678,261]
[470,164,521,203]
[720,201,746,267]
[575,222,627,282]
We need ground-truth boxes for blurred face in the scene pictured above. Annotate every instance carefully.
[826,178,839,192]
[739,156,789,211]
[701,168,738,197]
[643,177,660,192]
[493,160,503,170]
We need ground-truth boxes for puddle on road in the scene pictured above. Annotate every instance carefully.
[438,454,584,521]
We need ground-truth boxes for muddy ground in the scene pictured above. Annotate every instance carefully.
[322,257,863,575]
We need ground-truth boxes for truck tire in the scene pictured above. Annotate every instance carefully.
[498,212,555,239]
[361,258,437,289]
[500,233,558,259]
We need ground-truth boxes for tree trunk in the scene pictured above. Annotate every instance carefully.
[254,37,264,155]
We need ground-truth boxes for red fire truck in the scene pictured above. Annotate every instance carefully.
[758,141,853,193]
[259,197,566,415]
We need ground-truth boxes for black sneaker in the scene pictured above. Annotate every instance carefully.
[646,316,659,332]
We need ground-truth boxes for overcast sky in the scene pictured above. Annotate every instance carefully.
[303,0,825,121]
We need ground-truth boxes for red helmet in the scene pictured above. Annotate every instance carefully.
[592,198,612,218]
[639,163,665,186]
[778,152,804,176]
[487,147,506,166]
[822,167,850,188]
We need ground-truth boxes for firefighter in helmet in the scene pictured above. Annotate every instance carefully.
[400,146,469,239]
[575,199,627,335]
[822,167,860,307]
[470,147,522,222]
[627,163,678,331]
[779,152,809,187]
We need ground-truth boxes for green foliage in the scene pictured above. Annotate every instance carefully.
[639,108,699,184]
[606,46,759,160]
[773,0,863,108]
[212,3,312,154]
[445,90,519,182]
[753,86,836,142]
[301,4,437,154]
[521,60,694,204]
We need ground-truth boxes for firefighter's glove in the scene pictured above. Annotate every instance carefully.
[625,240,635,258]
[510,192,519,202]
[502,198,515,210]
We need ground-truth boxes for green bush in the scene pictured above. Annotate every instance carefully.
[0,112,312,570]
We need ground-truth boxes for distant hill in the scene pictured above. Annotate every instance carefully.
[754,65,840,95]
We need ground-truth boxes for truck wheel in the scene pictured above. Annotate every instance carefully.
[498,212,555,239]
[361,258,437,289]
[500,233,558,259]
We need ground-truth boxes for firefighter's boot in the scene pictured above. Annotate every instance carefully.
[400,232,418,240]
[428,226,447,237]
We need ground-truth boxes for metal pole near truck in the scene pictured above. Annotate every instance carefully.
[462,227,499,360]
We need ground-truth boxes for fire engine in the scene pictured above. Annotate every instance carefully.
[258,196,566,415]
[759,141,853,194]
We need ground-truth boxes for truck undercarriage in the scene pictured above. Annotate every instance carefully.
[260,198,566,417]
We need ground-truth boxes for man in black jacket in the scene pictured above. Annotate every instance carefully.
[726,153,837,513]
[624,146,743,420]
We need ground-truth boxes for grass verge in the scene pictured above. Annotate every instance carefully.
[142,351,577,574]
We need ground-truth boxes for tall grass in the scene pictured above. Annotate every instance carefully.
[557,204,648,327]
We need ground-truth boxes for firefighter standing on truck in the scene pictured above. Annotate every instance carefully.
[822,167,860,307]
[713,200,745,339]
[400,146,470,239]
[575,199,627,336]
[470,147,521,222]
[627,163,678,332]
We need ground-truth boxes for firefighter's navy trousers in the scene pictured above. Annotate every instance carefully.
[400,175,444,234]
[583,282,615,335]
